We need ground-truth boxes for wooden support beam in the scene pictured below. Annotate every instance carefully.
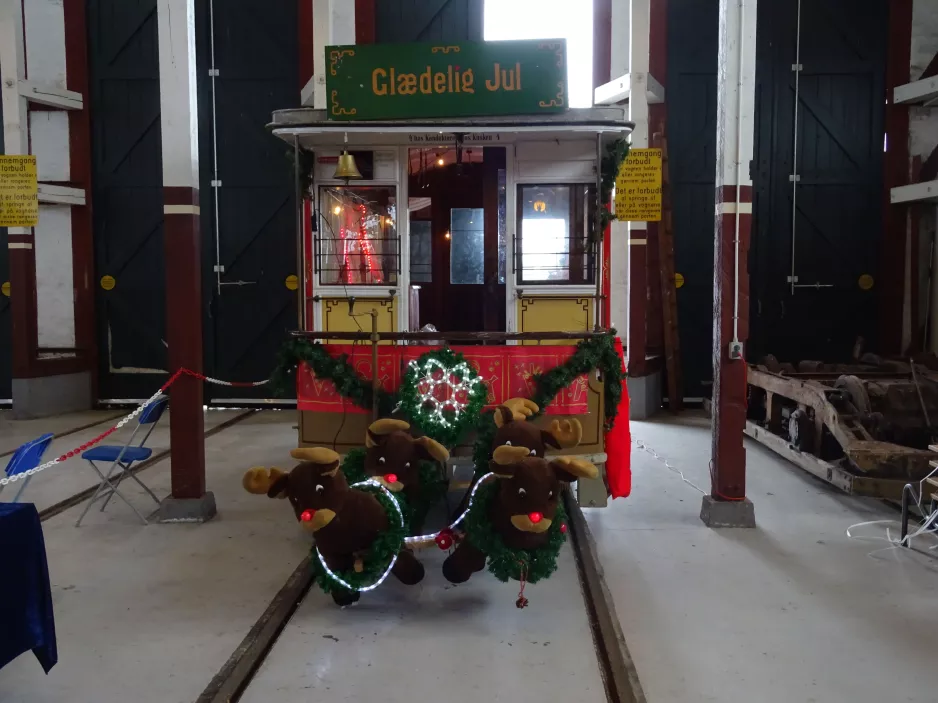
[18,80,83,110]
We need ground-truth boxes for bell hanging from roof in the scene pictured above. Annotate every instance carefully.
[334,151,362,180]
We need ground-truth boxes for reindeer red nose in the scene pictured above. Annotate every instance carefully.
[300,509,316,522]
[384,473,398,484]
[528,511,543,524]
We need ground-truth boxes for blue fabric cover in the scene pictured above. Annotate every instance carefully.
[81,446,153,463]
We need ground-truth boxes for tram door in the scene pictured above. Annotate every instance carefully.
[408,146,507,337]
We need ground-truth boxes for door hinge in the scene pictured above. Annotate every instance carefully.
[791,63,803,72]
[788,174,801,183]
[213,265,225,273]
[211,180,222,188]
[787,275,799,283]
[208,68,219,77]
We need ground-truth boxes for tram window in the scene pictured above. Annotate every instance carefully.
[317,187,399,286]
[450,208,485,285]
[517,184,595,284]
[410,220,432,283]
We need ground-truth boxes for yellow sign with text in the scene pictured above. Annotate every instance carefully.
[615,148,662,222]
[0,156,39,227]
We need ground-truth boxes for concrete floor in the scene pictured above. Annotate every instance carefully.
[5,408,938,703]
[0,411,310,703]
[1,408,245,514]
[240,545,605,703]
[586,412,938,703]
[0,409,123,456]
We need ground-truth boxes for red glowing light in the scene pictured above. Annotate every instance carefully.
[528,512,543,524]
[384,473,398,484]
[300,509,315,522]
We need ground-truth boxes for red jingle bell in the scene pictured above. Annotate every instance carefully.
[435,528,454,550]
[560,523,568,534]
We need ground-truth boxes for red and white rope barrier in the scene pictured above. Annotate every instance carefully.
[0,369,269,487]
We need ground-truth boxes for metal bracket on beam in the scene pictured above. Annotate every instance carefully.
[18,80,83,110]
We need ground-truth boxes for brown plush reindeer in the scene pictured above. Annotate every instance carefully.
[492,398,583,457]
[364,418,450,501]
[243,447,425,606]
[442,444,599,584]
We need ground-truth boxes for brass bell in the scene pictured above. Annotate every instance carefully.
[333,151,362,180]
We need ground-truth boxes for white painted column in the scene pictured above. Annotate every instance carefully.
[607,0,631,334]
[305,0,356,109]
[25,0,75,349]
[0,1,30,236]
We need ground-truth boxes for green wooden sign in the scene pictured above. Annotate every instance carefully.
[325,40,568,121]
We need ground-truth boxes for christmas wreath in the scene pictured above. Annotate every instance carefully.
[398,347,488,448]
[340,447,447,531]
[311,483,407,595]
[462,481,567,584]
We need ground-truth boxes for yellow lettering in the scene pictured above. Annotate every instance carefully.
[419,67,433,94]
[461,68,475,94]
[398,73,417,95]
[486,63,501,91]
[516,62,521,90]
[372,68,388,96]
[448,66,455,92]
[390,67,396,95]
[434,72,447,93]
[502,66,516,91]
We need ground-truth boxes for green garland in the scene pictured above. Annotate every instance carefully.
[598,138,631,232]
[310,484,407,595]
[399,347,488,448]
[463,481,567,584]
[471,333,625,478]
[269,337,396,416]
[340,447,447,531]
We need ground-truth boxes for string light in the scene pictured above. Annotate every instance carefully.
[404,472,495,546]
[313,479,404,593]
[407,358,482,429]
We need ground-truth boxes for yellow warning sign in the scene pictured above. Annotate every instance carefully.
[1,281,10,297]
[285,274,299,291]
[0,155,39,227]
[858,274,874,291]
[614,149,662,223]
[674,273,685,289]
[100,275,116,291]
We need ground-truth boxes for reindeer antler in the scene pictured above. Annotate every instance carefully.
[492,445,531,465]
[242,467,287,495]
[546,418,583,449]
[366,418,411,447]
[289,447,341,476]
[494,397,539,427]
[550,456,599,480]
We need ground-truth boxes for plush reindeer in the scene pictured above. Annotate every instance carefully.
[492,398,583,457]
[363,418,450,532]
[243,447,425,606]
[442,444,599,584]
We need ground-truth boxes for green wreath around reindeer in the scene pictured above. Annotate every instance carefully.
[463,480,567,584]
[311,483,408,595]
[340,447,447,530]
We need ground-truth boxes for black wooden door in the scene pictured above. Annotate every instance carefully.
[752,0,888,363]
[88,0,166,400]
[667,0,719,398]
[197,0,299,401]
[375,0,483,43]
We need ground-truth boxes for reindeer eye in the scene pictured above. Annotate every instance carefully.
[548,490,553,498]
[315,484,324,494]
[529,448,536,455]
[378,457,386,464]
[404,462,411,468]
[504,441,512,446]
[518,487,526,497]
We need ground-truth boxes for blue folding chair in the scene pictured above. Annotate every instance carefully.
[1,433,55,503]
[75,395,169,527]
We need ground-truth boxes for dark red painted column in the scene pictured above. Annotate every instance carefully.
[163,188,206,499]
[706,0,757,524]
